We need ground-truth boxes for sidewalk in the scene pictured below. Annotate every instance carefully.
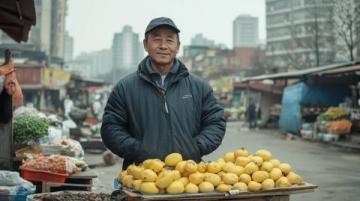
[328,134,360,152]
[240,121,360,153]
[83,153,123,193]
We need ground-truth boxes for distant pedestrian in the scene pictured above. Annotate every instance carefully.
[256,104,262,128]
[247,101,256,129]
[63,94,74,118]
[92,94,102,120]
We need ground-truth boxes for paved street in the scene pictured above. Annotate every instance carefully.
[86,122,360,201]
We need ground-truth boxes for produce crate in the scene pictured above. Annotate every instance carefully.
[327,127,351,134]
[122,182,317,201]
[20,167,68,183]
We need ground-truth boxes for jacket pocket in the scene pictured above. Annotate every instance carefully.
[189,138,202,162]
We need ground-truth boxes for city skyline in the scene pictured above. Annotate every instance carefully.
[66,0,266,57]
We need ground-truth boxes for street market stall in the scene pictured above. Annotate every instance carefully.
[111,149,317,201]
[241,61,360,144]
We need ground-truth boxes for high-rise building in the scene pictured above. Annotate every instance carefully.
[356,0,360,60]
[91,49,113,76]
[112,26,143,71]
[266,0,335,71]
[233,15,259,48]
[191,34,215,47]
[64,31,74,62]
[50,0,67,60]
[67,49,112,79]
[0,0,67,63]
[30,0,52,54]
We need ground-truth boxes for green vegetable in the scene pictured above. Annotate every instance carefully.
[13,115,49,144]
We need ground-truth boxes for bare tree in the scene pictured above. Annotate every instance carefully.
[284,0,335,69]
[247,46,267,76]
[334,0,360,61]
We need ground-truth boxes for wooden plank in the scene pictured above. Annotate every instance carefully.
[40,170,97,193]
[68,170,98,179]
[42,182,93,192]
[123,182,317,201]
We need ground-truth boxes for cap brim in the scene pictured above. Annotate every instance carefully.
[145,24,180,35]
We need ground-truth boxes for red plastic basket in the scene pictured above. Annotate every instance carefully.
[20,167,68,183]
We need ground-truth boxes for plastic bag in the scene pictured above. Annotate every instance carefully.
[0,171,34,190]
[50,139,84,160]
[0,185,17,195]
[13,105,40,118]
[0,171,20,186]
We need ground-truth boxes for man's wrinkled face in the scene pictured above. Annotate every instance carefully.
[144,26,180,68]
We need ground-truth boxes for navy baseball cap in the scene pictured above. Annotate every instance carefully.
[145,17,180,35]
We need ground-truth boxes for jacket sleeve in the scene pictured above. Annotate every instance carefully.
[195,83,226,156]
[101,83,141,159]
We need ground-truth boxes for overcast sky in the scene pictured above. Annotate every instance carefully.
[66,0,266,57]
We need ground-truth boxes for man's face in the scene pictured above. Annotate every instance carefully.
[143,26,180,68]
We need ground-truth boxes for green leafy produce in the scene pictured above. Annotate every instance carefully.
[14,115,49,144]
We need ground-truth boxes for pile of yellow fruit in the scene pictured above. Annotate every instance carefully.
[118,148,303,194]
[324,107,350,119]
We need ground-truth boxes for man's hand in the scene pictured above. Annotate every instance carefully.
[5,80,16,95]
[0,65,15,75]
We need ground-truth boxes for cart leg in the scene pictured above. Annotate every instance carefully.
[222,195,290,201]
[272,195,289,201]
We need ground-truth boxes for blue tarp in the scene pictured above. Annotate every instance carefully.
[279,82,351,134]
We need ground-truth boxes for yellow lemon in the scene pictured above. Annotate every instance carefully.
[234,147,249,157]
[140,182,159,194]
[166,180,185,194]
[185,183,199,193]
[164,153,183,167]
[199,181,215,193]
[248,181,262,192]
[232,182,248,191]
[261,178,275,190]
[255,149,272,161]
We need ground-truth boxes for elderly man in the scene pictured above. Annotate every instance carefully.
[101,17,226,169]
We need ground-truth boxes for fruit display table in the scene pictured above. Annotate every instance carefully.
[122,182,317,201]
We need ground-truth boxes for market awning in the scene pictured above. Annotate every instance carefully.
[319,64,360,75]
[234,81,286,95]
[240,61,360,82]
[0,0,36,43]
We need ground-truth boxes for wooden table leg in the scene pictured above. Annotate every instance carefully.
[42,182,48,193]
[272,195,289,201]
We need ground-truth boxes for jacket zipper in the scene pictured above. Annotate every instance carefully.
[164,96,169,114]
[140,72,169,114]
[139,70,188,114]
[158,89,169,114]
[139,68,187,152]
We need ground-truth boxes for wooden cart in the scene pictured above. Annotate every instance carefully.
[123,182,317,201]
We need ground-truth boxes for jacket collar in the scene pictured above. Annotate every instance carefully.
[146,57,179,75]
[138,56,189,83]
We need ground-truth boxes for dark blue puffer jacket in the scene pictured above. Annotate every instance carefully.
[101,57,226,169]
